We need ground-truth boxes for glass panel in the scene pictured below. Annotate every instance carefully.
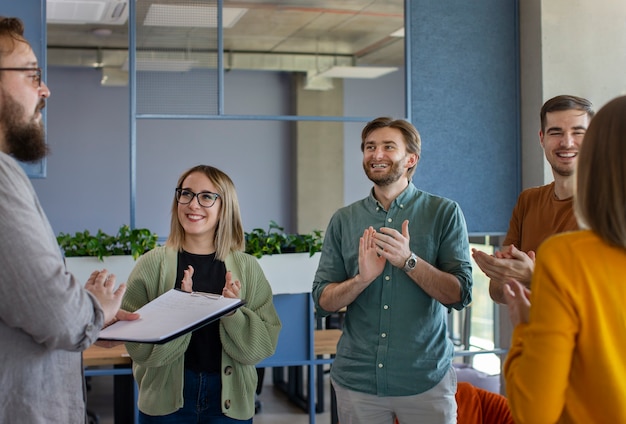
[135,0,219,115]
[128,0,405,117]
[469,241,501,375]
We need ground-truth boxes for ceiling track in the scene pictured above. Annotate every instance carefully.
[47,47,356,73]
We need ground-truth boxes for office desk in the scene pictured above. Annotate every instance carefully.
[83,344,137,424]
[84,344,131,367]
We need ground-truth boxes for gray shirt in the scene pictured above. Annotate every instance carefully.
[0,152,104,423]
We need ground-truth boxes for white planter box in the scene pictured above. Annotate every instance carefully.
[257,252,321,295]
[65,256,136,290]
[65,253,321,295]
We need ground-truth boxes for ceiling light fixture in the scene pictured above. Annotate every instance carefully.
[46,0,128,25]
[316,66,398,79]
[390,28,405,38]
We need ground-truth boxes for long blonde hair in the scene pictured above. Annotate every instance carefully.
[575,95,626,248]
[166,165,245,260]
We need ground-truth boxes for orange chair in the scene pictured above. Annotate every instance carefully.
[455,382,514,424]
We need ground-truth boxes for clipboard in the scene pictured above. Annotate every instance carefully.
[98,289,245,344]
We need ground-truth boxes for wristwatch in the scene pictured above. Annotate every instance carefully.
[403,252,418,272]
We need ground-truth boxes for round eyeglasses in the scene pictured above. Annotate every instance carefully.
[0,67,42,88]
[175,188,220,208]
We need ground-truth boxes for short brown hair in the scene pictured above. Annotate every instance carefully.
[0,17,27,67]
[575,95,626,248]
[166,165,245,260]
[360,117,421,179]
[540,95,594,133]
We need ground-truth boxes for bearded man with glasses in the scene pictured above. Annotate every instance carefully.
[0,16,139,423]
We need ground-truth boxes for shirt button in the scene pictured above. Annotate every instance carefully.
[224,399,231,409]
[378,363,384,368]
[383,305,389,309]
[387,218,392,223]
[385,275,390,281]
[381,333,387,338]
[223,366,233,375]
[400,204,404,208]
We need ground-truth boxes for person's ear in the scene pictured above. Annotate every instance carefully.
[406,153,419,168]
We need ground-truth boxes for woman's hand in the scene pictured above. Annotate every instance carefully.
[181,265,194,292]
[503,280,531,326]
[222,270,241,299]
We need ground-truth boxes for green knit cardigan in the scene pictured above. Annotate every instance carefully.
[122,246,281,419]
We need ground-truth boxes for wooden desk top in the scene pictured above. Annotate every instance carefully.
[314,329,342,356]
[83,344,131,367]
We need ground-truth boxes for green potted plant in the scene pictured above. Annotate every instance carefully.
[57,224,158,286]
[245,221,324,294]
[57,224,158,260]
[245,220,323,258]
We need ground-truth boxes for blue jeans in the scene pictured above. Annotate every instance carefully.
[138,369,252,424]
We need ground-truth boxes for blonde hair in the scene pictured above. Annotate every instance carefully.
[166,165,245,260]
[575,95,626,248]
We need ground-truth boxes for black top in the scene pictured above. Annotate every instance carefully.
[175,250,227,373]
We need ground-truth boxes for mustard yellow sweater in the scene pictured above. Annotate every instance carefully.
[505,230,626,423]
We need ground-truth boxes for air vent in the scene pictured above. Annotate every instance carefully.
[47,0,128,25]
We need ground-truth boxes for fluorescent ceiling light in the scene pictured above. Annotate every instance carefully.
[390,28,405,37]
[317,66,398,79]
[144,5,247,28]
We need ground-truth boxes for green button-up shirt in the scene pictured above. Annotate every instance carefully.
[312,183,472,396]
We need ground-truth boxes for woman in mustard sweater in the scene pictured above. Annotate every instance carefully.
[503,95,626,423]
[122,164,281,423]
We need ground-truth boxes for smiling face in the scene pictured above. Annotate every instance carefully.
[540,109,590,177]
[0,38,51,161]
[177,171,222,251]
[362,126,418,187]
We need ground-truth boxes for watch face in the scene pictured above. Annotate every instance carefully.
[404,254,417,271]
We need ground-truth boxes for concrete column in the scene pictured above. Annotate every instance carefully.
[294,74,344,235]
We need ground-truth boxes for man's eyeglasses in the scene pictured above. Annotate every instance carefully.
[0,67,42,87]
[175,188,220,208]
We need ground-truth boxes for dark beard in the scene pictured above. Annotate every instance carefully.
[363,160,405,186]
[1,90,48,163]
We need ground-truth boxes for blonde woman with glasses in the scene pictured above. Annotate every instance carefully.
[123,164,281,423]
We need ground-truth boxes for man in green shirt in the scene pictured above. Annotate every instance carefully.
[312,117,473,424]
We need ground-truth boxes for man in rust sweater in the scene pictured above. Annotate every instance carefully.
[472,95,594,303]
